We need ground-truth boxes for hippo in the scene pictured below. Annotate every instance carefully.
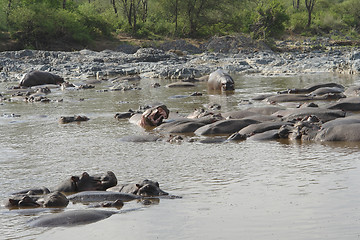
[119,134,162,142]
[89,199,124,209]
[156,115,221,134]
[321,115,360,129]
[117,180,169,197]
[5,191,68,209]
[194,119,260,136]
[207,69,235,91]
[166,81,195,88]
[28,209,117,227]
[129,105,170,129]
[53,171,117,193]
[266,94,314,103]
[307,87,344,96]
[19,71,64,87]
[327,97,360,111]
[238,121,292,137]
[315,123,360,142]
[59,115,89,124]
[11,187,50,196]
[5,195,40,208]
[67,191,140,203]
[247,129,281,141]
[284,83,344,94]
[273,107,346,123]
[40,191,69,208]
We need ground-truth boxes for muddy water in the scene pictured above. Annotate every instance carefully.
[1,73,360,240]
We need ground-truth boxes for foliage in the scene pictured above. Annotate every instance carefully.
[1,0,360,49]
[251,0,289,39]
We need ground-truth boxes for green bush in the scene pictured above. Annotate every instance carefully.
[288,11,308,33]
[251,0,289,39]
[77,3,113,37]
[313,12,345,33]
[8,3,93,48]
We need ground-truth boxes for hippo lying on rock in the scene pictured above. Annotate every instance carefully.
[54,171,117,193]
[19,71,64,87]
[207,69,234,91]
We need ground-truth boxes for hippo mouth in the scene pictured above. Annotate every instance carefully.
[141,105,169,127]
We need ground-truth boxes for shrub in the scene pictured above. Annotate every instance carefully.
[251,0,289,39]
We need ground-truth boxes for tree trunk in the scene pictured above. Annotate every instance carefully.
[63,0,66,9]
[132,0,137,32]
[293,0,300,9]
[175,0,178,33]
[7,0,11,18]
[112,0,117,14]
[305,0,316,27]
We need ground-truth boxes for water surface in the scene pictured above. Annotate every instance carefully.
[1,73,360,240]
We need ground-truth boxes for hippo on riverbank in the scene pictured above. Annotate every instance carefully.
[19,71,64,87]
[28,209,117,227]
[53,171,117,193]
[129,105,170,129]
[207,69,234,91]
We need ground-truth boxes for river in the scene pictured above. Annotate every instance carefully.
[1,73,360,240]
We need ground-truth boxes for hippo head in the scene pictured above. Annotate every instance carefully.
[6,195,40,208]
[43,191,69,208]
[97,171,118,190]
[221,77,234,91]
[135,180,169,197]
[140,105,169,128]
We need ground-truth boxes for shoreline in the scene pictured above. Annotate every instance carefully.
[1,35,360,85]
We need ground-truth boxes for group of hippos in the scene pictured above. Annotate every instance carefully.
[4,69,360,143]
[4,171,176,227]
[3,68,360,227]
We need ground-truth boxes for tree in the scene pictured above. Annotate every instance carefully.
[120,0,148,32]
[293,0,300,10]
[305,0,315,27]
[183,0,218,36]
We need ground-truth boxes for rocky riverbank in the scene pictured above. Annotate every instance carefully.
[1,35,360,85]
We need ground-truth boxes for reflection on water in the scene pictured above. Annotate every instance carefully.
[1,73,360,239]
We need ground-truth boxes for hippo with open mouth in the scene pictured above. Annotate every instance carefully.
[130,105,170,129]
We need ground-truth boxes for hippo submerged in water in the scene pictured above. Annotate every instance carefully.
[5,191,69,209]
[19,71,64,87]
[129,105,170,129]
[118,180,169,197]
[53,171,117,193]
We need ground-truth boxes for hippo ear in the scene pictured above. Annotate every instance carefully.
[8,199,17,205]
[71,176,80,182]
[81,172,90,179]
[135,184,142,189]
